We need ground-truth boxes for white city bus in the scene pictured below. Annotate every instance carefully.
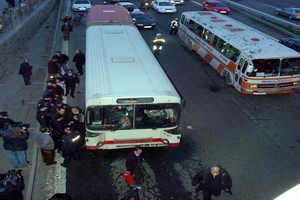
[85,5,183,150]
[178,11,300,95]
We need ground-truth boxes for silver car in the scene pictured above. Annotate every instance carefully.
[275,7,300,20]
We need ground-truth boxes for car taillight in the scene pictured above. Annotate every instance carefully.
[296,14,300,16]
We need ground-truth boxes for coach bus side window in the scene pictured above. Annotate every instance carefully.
[224,44,239,62]
[241,61,248,74]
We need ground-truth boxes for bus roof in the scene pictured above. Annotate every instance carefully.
[86,20,180,106]
[181,11,300,59]
[87,5,134,28]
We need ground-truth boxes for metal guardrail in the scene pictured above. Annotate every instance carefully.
[223,0,300,38]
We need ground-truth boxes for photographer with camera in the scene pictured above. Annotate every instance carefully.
[0,113,31,169]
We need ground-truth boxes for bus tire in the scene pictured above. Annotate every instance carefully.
[225,71,233,85]
[187,39,193,51]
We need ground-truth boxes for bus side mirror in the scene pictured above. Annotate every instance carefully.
[181,100,185,109]
[246,65,254,73]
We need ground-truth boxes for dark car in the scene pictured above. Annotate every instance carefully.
[275,7,300,20]
[202,0,230,14]
[130,11,156,29]
[279,38,300,53]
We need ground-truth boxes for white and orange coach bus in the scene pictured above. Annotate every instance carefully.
[178,11,300,95]
[84,5,183,150]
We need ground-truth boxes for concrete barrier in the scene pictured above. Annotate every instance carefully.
[223,0,300,38]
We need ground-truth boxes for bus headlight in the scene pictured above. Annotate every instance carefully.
[293,81,298,85]
[249,84,258,88]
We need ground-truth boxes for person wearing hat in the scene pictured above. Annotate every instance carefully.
[169,18,179,35]
[18,59,33,85]
[36,94,53,127]
[60,126,81,168]
[62,69,79,98]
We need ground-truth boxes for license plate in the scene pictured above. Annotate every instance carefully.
[79,8,86,10]
[220,11,226,13]
[144,26,152,28]
[166,10,172,12]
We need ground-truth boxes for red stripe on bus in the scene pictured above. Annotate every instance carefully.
[227,62,236,73]
[216,65,224,74]
[204,53,213,63]
[104,138,163,144]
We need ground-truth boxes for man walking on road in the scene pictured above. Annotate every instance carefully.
[62,69,79,98]
[72,49,85,76]
[18,59,33,85]
[61,22,73,41]
[192,164,233,200]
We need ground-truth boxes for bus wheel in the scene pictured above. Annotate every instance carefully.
[225,71,233,85]
[187,39,193,51]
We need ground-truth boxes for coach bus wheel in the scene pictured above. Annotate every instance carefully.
[187,39,193,51]
[225,71,233,85]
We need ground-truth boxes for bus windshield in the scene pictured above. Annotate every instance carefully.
[86,104,180,130]
[248,58,300,77]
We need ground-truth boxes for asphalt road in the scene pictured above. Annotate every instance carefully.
[9,0,300,199]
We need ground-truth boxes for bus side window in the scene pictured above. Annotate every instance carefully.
[188,20,195,31]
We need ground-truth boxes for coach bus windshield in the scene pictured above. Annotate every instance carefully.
[247,58,300,77]
[86,104,180,130]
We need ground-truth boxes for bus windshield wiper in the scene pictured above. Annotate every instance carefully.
[111,118,129,132]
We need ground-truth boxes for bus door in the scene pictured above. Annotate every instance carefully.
[233,56,249,91]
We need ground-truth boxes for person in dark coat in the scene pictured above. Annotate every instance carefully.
[50,113,67,152]
[50,80,64,100]
[0,122,30,169]
[36,94,53,127]
[125,146,143,188]
[0,111,15,129]
[48,56,59,78]
[18,59,33,85]
[62,69,79,98]
[55,51,69,75]
[72,49,85,76]
[60,127,81,168]
[61,22,73,41]
[192,164,233,200]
